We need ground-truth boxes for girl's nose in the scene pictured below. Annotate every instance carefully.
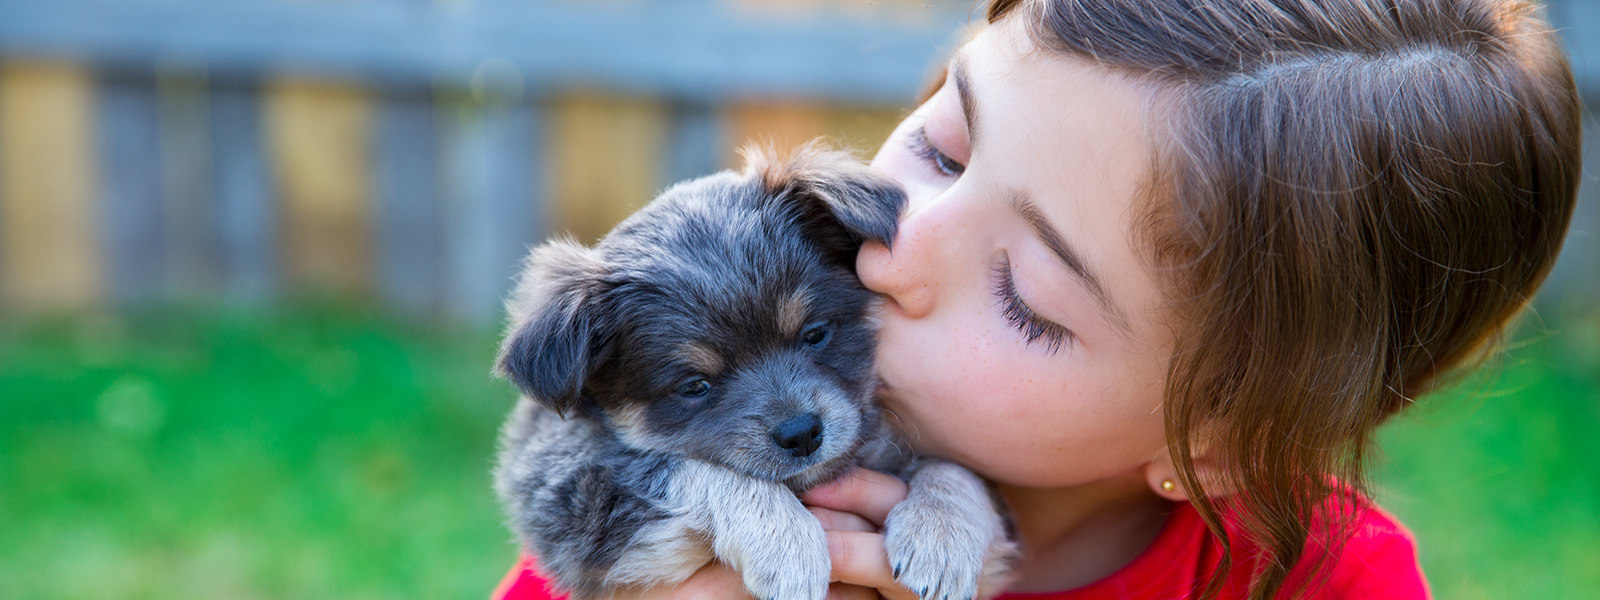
[856,210,939,318]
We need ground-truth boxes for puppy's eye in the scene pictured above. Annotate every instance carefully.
[800,322,832,349]
[677,379,711,398]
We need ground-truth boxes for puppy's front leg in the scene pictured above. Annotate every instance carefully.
[885,459,1017,600]
[675,461,830,600]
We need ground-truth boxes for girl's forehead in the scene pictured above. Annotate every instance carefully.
[960,24,1157,204]
[957,19,1170,332]
[963,20,1156,125]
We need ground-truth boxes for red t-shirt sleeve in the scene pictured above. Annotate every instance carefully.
[494,555,564,600]
[1311,509,1431,599]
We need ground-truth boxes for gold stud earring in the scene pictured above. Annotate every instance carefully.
[1160,479,1176,493]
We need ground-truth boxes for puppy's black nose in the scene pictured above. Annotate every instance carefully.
[771,413,824,458]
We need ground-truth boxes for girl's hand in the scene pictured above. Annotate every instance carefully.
[803,468,922,600]
[601,561,750,600]
[608,467,918,600]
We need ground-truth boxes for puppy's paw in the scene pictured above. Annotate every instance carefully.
[738,530,830,600]
[884,462,1007,600]
[686,461,832,600]
[885,500,988,600]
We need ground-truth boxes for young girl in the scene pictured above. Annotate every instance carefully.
[495,0,1581,598]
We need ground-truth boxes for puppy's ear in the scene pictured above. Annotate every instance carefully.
[494,238,615,416]
[744,141,907,265]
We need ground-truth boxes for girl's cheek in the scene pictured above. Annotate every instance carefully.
[916,318,1004,403]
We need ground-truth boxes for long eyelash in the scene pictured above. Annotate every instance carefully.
[908,126,966,177]
[991,257,1076,354]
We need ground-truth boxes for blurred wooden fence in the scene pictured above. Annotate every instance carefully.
[0,0,970,322]
[0,0,1595,324]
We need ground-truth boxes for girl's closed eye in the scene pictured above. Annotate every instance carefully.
[991,252,1076,354]
[909,125,966,178]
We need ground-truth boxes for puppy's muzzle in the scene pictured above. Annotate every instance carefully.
[771,412,824,458]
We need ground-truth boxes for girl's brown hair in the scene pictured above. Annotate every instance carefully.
[983,0,1581,598]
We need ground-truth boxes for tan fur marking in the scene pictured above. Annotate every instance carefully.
[778,287,813,337]
[606,403,657,449]
[677,343,723,375]
[739,139,862,199]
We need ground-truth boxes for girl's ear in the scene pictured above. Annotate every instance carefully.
[1142,450,1191,501]
[1142,435,1233,501]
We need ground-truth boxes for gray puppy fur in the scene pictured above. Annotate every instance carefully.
[493,145,1017,600]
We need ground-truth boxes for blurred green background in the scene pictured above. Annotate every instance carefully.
[0,308,513,599]
[2,0,1598,599]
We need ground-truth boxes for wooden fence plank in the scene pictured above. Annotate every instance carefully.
[726,101,833,165]
[266,77,373,298]
[440,94,544,324]
[97,70,166,305]
[375,90,442,318]
[211,80,277,305]
[0,60,101,311]
[489,99,546,320]
[725,101,901,166]
[157,69,219,297]
[664,102,728,183]
[1549,0,1600,108]
[1538,113,1600,314]
[822,104,905,159]
[549,94,669,244]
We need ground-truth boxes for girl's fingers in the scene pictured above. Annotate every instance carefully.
[679,562,755,599]
[809,506,879,533]
[603,561,752,600]
[825,530,920,600]
[826,583,882,600]
[802,467,909,527]
[611,501,914,600]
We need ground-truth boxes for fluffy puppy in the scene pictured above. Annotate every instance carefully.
[493,145,1015,600]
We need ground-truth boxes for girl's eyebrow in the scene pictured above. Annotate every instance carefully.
[950,52,980,150]
[1010,191,1132,334]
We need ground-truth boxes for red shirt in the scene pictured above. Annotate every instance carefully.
[493,498,1429,600]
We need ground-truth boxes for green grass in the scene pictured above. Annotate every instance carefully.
[1,306,1596,599]
[0,308,518,600]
